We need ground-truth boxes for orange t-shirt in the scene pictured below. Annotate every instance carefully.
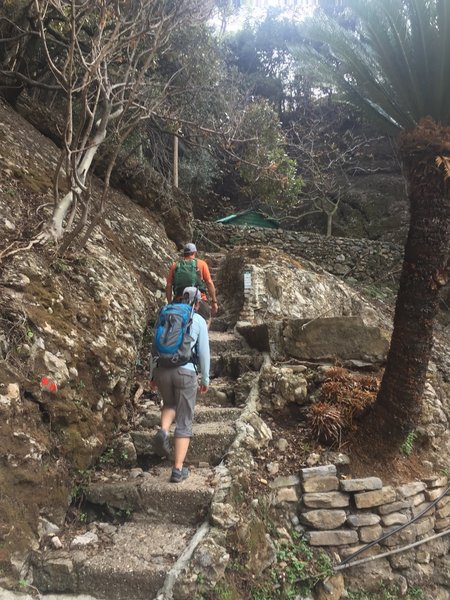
[167,257,212,300]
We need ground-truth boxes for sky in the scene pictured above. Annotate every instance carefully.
[222,0,319,31]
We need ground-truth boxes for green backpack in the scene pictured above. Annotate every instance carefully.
[173,259,205,298]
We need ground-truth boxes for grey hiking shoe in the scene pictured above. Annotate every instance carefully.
[152,429,171,459]
[170,466,189,483]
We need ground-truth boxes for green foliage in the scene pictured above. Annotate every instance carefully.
[98,446,129,467]
[224,16,305,109]
[52,259,69,273]
[440,467,449,479]
[212,580,237,600]
[108,506,133,521]
[71,467,93,503]
[363,284,391,301]
[400,431,417,456]
[250,586,273,600]
[0,0,30,27]
[407,588,424,599]
[249,531,331,599]
[347,584,424,600]
[179,147,221,197]
[236,99,303,205]
[99,448,115,465]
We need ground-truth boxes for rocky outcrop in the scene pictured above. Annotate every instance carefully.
[0,96,177,573]
[108,160,193,249]
[214,245,388,330]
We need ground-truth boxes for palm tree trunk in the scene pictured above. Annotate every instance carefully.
[373,120,450,441]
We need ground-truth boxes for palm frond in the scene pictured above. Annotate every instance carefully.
[435,155,450,179]
[294,0,450,133]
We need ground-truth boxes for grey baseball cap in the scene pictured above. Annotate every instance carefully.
[183,287,201,304]
[183,242,197,254]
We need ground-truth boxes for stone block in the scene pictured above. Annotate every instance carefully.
[388,549,415,570]
[269,474,300,489]
[424,486,448,502]
[378,499,410,515]
[346,513,380,527]
[338,543,381,560]
[275,488,298,504]
[396,481,426,498]
[300,465,337,480]
[302,491,349,509]
[299,509,347,530]
[411,502,434,518]
[283,316,389,362]
[307,529,359,546]
[340,477,382,493]
[415,516,435,537]
[381,512,409,527]
[358,524,383,543]
[410,492,426,507]
[416,549,431,564]
[302,476,339,493]
[354,486,396,509]
[380,524,416,548]
[435,516,450,531]
[436,501,450,519]
[422,475,448,488]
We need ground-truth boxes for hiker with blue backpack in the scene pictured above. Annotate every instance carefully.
[165,242,218,327]
[150,286,210,483]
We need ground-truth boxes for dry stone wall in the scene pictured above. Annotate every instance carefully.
[195,220,403,286]
[273,464,450,594]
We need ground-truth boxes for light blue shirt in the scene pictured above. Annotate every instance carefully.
[182,312,210,386]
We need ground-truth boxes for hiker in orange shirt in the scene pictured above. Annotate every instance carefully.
[165,242,218,325]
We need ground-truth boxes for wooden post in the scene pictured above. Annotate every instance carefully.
[173,133,179,188]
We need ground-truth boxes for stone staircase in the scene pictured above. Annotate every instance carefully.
[29,254,262,600]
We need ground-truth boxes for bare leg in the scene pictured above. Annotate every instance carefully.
[173,437,190,470]
[161,407,176,432]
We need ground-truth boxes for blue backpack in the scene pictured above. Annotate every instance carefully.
[152,302,196,368]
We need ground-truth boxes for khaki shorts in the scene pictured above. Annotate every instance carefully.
[153,366,198,437]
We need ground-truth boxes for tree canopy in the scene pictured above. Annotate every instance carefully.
[297,0,450,133]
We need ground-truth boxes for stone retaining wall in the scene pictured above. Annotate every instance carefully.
[271,464,450,592]
[194,220,403,286]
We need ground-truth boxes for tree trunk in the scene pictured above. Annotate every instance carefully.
[373,120,450,441]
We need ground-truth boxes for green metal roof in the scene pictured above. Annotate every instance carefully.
[215,209,279,229]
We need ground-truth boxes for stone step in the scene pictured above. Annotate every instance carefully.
[32,521,195,600]
[193,405,241,424]
[197,376,236,405]
[208,330,248,355]
[186,421,236,464]
[130,420,236,465]
[84,467,214,525]
[210,352,264,379]
[138,405,240,429]
[209,316,229,332]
